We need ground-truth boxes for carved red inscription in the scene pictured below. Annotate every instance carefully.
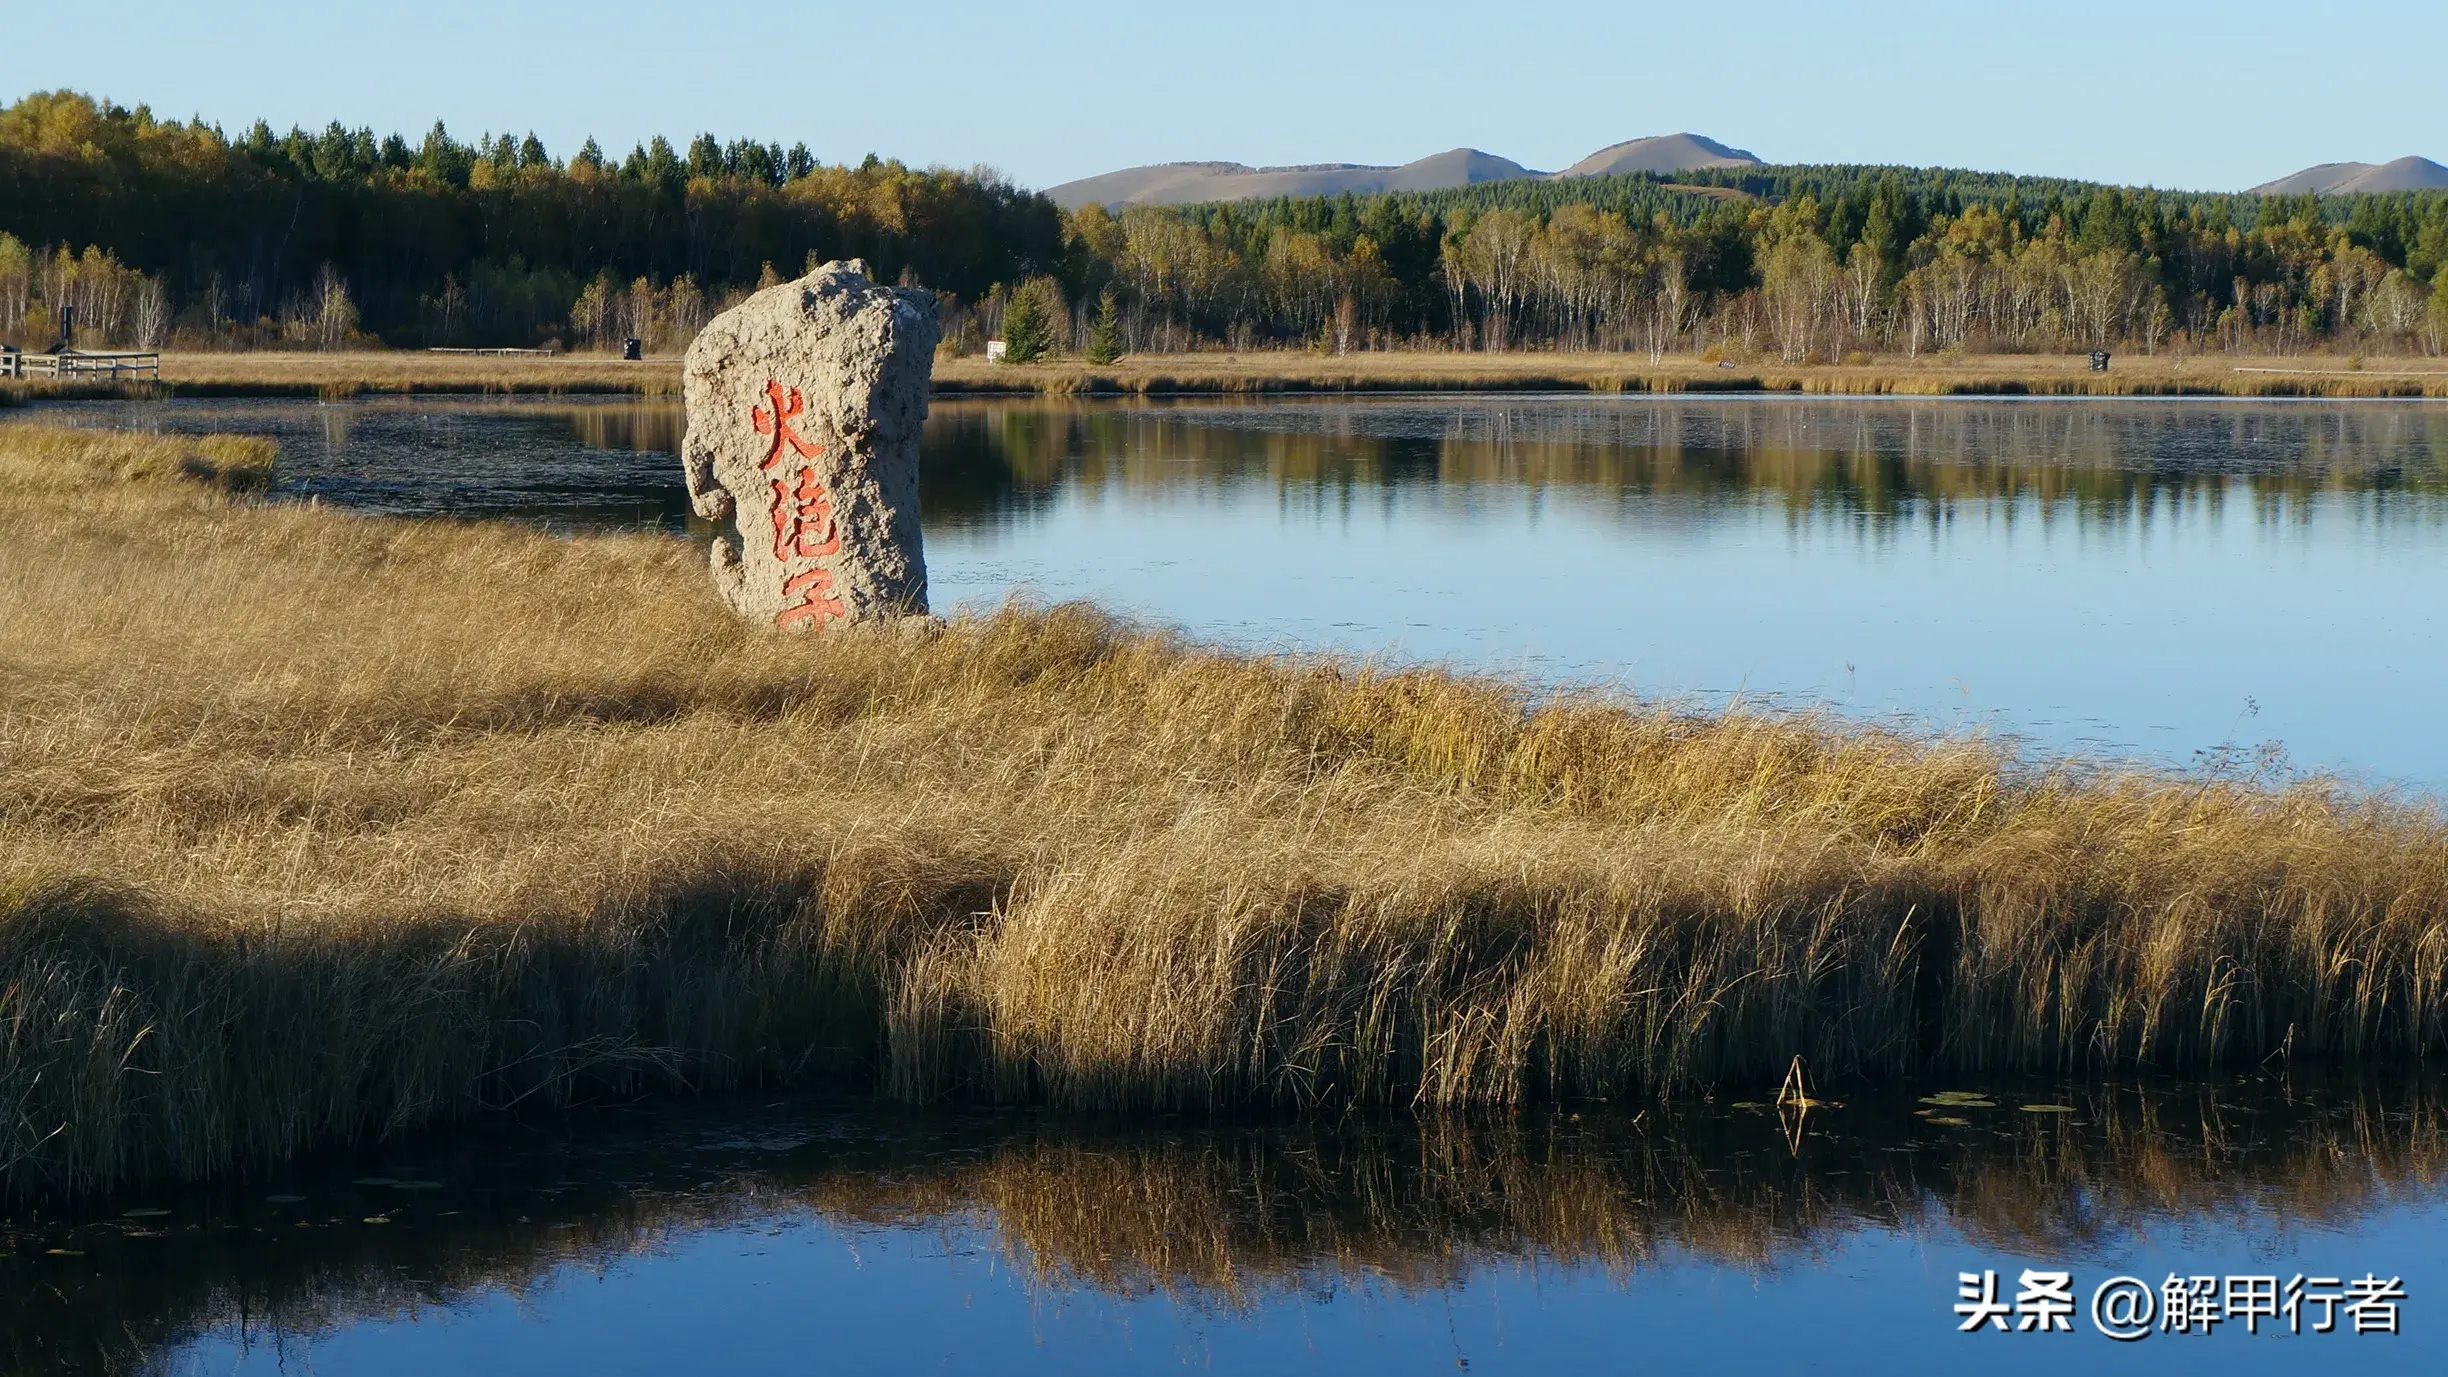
[769,463,842,562]
[751,379,821,469]
[776,568,847,630]
[751,378,846,630]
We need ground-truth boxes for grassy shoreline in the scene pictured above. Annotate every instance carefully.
[935,350,2448,399]
[6,349,2448,404]
[3,425,2444,1199]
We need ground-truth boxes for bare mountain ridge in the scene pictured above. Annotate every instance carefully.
[2252,156,2448,195]
[1048,134,1760,209]
[1556,133,1759,179]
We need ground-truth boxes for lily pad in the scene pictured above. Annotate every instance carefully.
[1729,1101,1763,1110]
[2021,1104,2078,1114]
[352,1177,399,1187]
[361,1215,391,1225]
[120,1208,170,1218]
[44,1248,83,1256]
[389,1180,444,1190]
[1919,1093,1996,1109]
[264,1194,308,1204]
[1927,1115,1972,1127]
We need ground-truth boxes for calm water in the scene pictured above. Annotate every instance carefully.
[5,1081,2442,1374]
[8,393,2448,1371]
[15,392,2448,790]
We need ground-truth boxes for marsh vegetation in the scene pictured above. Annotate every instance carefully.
[2,423,2444,1200]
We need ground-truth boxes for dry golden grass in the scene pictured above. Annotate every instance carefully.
[2,423,2445,1197]
[6,347,2446,405]
[0,349,683,401]
[934,348,2448,398]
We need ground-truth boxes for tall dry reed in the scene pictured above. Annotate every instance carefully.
[2,424,2444,1196]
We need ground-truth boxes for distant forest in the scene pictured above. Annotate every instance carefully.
[6,90,2448,360]
[0,92,1063,353]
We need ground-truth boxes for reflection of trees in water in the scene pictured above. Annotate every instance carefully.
[25,396,2447,535]
[320,397,2448,533]
[920,399,2448,532]
[14,1078,2442,1373]
[553,402,686,459]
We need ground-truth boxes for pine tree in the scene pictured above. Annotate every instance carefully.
[1084,290,1122,365]
[1000,286,1051,363]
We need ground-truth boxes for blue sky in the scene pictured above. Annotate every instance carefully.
[4,1,2441,192]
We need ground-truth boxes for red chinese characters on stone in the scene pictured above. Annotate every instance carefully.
[769,463,841,562]
[750,378,848,630]
[751,379,821,469]
[775,568,848,630]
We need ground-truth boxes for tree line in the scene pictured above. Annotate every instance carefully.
[1021,175,2448,360]
[7,88,2448,359]
[0,90,1062,351]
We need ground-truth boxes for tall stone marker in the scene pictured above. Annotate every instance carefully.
[681,260,940,630]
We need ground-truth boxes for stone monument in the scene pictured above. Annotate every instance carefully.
[681,260,939,630]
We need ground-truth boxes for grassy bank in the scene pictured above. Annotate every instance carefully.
[940,349,2448,397]
[1,350,684,402]
[8,349,2448,405]
[2,425,2445,1198]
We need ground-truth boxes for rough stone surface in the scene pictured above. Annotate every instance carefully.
[681,260,939,630]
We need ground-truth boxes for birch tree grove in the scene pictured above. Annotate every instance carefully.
[1035,178,2448,361]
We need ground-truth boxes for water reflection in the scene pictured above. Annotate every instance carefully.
[16,393,2447,530]
[921,397,2448,529]
[5,1077,2442,1373]
[557,399,685,460]
[0,397,695,531]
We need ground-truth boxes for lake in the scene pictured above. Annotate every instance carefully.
[5,1079,2441,1374]
[14,392,2447,791]
[6,391,2445,1372]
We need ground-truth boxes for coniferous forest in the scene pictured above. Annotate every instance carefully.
[7,89,2448,360]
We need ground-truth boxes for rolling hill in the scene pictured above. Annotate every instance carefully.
[2251,156,2448,195]
[1046,134,1762,209]
[1554,133,1760,179]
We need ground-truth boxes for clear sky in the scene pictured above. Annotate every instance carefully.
[4,0,2441,193]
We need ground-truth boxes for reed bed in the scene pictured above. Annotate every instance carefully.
[8,349,2446,405]
[0,350,682,403]
[933,349,2448,398]
[2,424,2445,1196]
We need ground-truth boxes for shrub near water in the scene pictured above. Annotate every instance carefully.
[1,423,2445,1197]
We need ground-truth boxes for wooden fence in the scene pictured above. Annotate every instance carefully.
[0,350,162,380]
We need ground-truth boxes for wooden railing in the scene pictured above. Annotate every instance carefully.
[0,350,162,379]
